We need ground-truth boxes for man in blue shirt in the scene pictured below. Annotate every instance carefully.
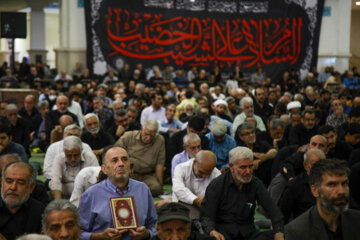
[206,119,236,170]
[78,146,157,240]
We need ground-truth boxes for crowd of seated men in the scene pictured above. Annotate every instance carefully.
[0,59,360,239]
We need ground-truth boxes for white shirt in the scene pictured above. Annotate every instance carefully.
[49,151,99,197]
[140,105,166,126]
[232,112,266,137]
[172,158,221,204]
[70,166,101,207]
[44,140,94,179]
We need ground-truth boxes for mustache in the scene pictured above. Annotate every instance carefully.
[332,195,348,204]
[5,191,19,197]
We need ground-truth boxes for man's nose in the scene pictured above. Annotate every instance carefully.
[59,226,70,238]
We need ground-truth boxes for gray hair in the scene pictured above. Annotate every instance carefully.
[17,234,52,240]
[84,113,99,122]
[211,119,227,137]
[269,118,285,130]
[1,161,37,185]
[280,114,290,124]
[240,97,253,109]
[64,124,82,135]
[37,100,49,108]
[112,100,123,108]
[236,122,255,136]
[229,147,253,164]
[143,119,159,132]
[93,96,104,103]
[184,102,194,111]
[195,150,217,165]
[63,136,82,151]
[135,83,145,90]
[166,104,176,111]
[5,103,18,111]
[183,133,201,146]
[42,199,80,231]
[304,148,326,163]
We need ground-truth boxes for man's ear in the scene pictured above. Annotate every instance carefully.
[310,184,319,198]
[30,182,36,194]
[101,164,107,175]
[182,144,186,150]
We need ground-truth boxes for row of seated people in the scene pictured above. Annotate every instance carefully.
[1,139,358,240]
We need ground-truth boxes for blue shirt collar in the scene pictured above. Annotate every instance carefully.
[105,177,133,194]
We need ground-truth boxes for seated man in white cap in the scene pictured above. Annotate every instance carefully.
[286,101,302,114]
[213,99,232,122]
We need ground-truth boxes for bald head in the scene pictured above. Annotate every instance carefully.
[59,115,74,129]
[193,150,217,178]
[56,96,69,113]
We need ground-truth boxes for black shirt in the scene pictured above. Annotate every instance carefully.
[200,171,284,239]
[280,172,315,223]
[81,128,114,151]
[289,124,317,146]
[0,197,44,240]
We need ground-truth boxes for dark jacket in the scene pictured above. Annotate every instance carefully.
[285,206,360,240]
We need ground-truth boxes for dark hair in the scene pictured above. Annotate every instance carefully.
[317,125,336,135]
[348,107,360,118]
[301,109,315,117]
[270,118,285,130]
[114,109,127,118]
[236,122,255,137]
[185,90,193,99]
[309,159,350,186]
[0,124,11,136]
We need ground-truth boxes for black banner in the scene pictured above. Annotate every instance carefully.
[85,0,324,80]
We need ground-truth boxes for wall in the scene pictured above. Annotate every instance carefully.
[317,0,351,73]
[350,10,360,68]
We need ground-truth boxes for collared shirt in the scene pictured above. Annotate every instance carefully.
[1,141,28,163]
[0,198,44,239]
[172,158,220,204]
[171,150,190,178]
[69,166,101,207]
[140,105,166,126]
[78,178,157,240]
[200,171,284,239]
[205,133,236,169]
[160,118,185,138]
[117,130,165,174]
[232,112,266,137]
[44,140,93,179]
[49,151,99,196]
[95,107,113,127]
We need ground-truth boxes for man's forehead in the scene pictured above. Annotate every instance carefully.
[321,172,348,183]
[106,147,128,159]
[187,140,200,146]
[47,210,77,224]
[5,164,31,179]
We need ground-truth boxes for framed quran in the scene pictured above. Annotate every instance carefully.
[109,196,139,229]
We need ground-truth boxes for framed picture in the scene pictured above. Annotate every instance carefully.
[109,196,139,229]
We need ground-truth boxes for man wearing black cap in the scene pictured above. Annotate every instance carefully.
[167,116,210,175]
[152,202,213,240]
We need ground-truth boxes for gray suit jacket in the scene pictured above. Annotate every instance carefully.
[285,205,360,240]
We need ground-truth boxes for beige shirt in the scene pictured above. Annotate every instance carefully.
[49,151,99,197]
[117,130,165,174]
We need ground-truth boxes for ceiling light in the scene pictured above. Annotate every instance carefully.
[356,1,360,6]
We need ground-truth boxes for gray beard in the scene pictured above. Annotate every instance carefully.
[1,190,29,209]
